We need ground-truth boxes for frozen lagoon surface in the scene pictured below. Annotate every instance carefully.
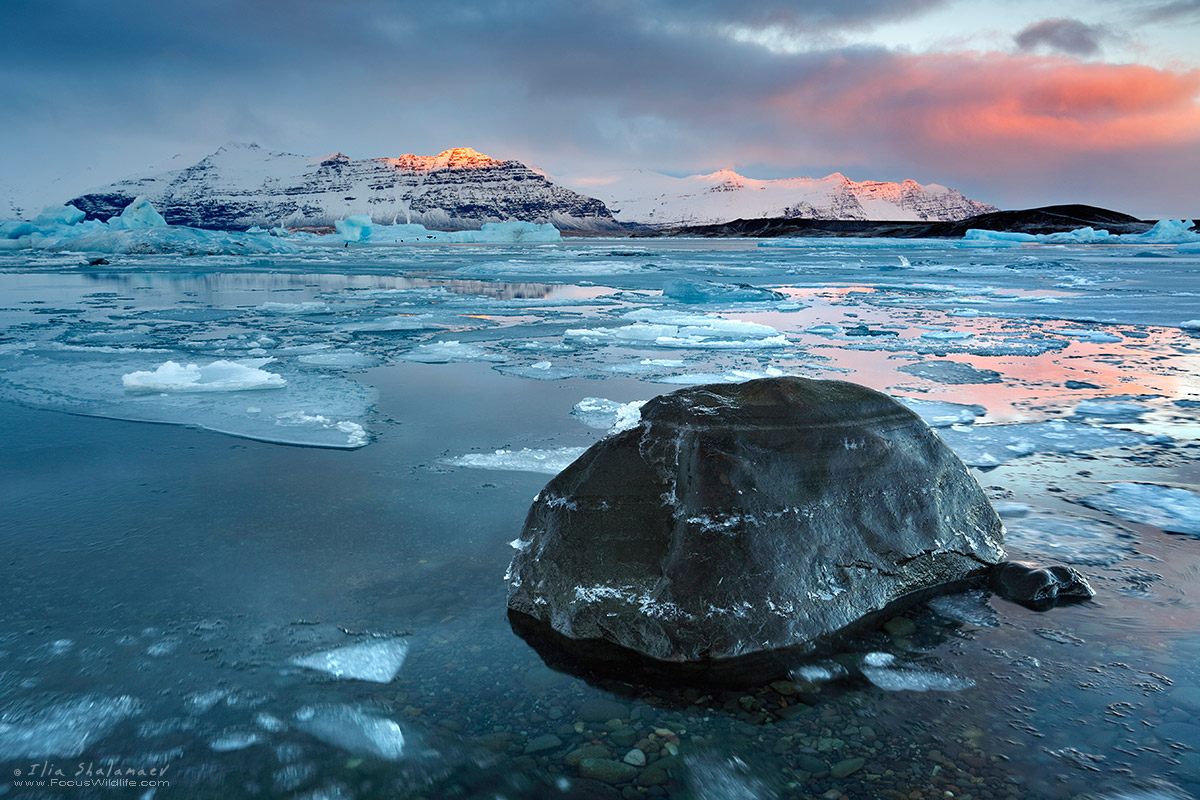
[1,237,1199,800]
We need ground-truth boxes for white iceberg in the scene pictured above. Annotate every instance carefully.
[964,219,1200,245]
[335,215,561,244]
[123,358,286,392]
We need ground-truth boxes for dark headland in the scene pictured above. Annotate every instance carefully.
[630,204,1197,239]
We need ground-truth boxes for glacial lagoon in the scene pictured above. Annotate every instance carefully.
[1,237,1199,799]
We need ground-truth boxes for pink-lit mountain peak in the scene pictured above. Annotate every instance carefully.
[386,147,503,171]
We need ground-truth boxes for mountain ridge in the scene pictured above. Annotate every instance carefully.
[68,144,619,232]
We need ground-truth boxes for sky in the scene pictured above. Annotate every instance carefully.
[2,0,1198,219]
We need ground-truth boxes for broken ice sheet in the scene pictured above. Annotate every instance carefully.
[0,693,142,759]
[290,639,409,683]
[1003,513,1138,566]
[398,340,506,363]
[936,420,1167,467]
[294,705,405,760]
[1078,482,1200,536]
[896,397,986,427]
[443,447,587,474]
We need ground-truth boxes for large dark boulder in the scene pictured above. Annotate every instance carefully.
[506,377,1005,664]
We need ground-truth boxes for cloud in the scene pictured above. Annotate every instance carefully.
[1014,18,1108,56]
[1,0,1197,216]
[1137,0,1200,24]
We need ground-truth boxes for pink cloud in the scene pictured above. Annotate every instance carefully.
[769,52,1200,160]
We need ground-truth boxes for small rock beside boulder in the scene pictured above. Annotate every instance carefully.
[506,377,1006,665]
[990,561,1095,610]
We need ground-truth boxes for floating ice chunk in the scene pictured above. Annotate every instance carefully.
[898,360,1000,385]
[1073,400,1149,421]
[184,689,232,714]
[685,754,773,800]
[936,420,1165,467]
[494,362,590,380]
[861,654,974,692]
[297,351,376,368]
[896,397,986,427]
[992,501,1031,518]
[1079,483,1200,536]
[1181,319,1200,330]
[662,278,784,304]
[571,397,647,433]
[0,694,142,758]
[210,730,263,751]
[789,662,847,682]
[1003,514,1137,565]
[443,447,587,474]
[566,309,788,350]
[1052,328,1122,343]
[603,358,689,374]
[294,705,404,760]
[274,413,367,448]
[290,639,409,683]
[123,358,286,392]
[656,366,793,385]
[255,712,287,732]
[928,591,1000,628]
[920,329,973,340]
[399,340,506,363]
[345,315,441,333]
[257,301,333,315]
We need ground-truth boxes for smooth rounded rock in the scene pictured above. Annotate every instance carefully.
[580,757,639,784]
[507,377,1004,663]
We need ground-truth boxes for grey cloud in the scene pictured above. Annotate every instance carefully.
[1136,0,1200,23]
[1014,18,1108,56]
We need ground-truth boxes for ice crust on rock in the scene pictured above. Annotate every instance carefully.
[294,705,404,760]
[936,420,1165,467]
[122,358,286,392]
[1079,483,1200,536]
[444,447,588,474]
[0,694,142,758]
[290,639,409,683]
[927,590,1000,628]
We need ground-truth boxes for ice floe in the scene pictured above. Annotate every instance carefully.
[896,397,986,427]
[898,360,1001,384]
[294,705,405,760]
[1079,483,1200,536]
[335,215,560,244]
[122,358,286,392]
[0,694,142,758]
[565,309,789,350]
[1073,400,1151,421]
[290,638,409,683]
[662,278,784,304]
[936,420,1166,467]
[443,447,587,474]
[1003,513,1138,565]
[399,340,506,363]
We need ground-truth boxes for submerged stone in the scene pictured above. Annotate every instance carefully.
[506,377,1005,665]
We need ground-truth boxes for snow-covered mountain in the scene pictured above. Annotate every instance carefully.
[68,144,618,231]
[567,168,997,226]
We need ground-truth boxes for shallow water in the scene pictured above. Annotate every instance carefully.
[1,238,1198,799]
